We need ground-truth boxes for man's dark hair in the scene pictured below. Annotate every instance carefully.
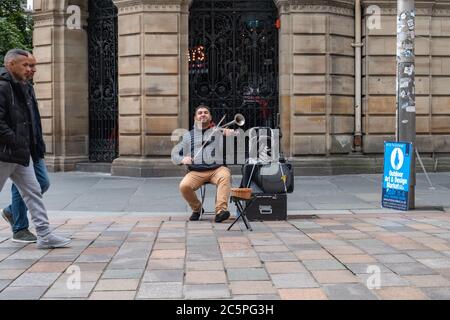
[194,104,211,116]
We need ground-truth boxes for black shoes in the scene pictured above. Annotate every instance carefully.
[190,209,230,223]
[215,210,230,223]
[189,208,204,221]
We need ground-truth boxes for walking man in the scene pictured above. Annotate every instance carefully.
[1,53,50,243]
[0,49,71,249]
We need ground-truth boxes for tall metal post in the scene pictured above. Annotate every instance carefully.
[396,0,416,209]
[353,0,363,152]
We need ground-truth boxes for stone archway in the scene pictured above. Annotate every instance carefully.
[110,0,290,176]
[33,0,361,175]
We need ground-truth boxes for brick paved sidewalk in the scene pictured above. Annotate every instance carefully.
[1,213,450,300]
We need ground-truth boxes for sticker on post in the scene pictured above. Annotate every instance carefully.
[403,42,413,50]
[400,79,410,88]
[401,102,410,109]
[404,65,414,75]
[401,50,413,57]
[405,106,416,113]
[407,19,414,30]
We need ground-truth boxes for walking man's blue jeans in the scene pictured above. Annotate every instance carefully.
[6,158,50,233]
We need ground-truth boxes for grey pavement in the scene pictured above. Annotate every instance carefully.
[2,213,450,299]
[0,172,449,218]
[1,171,450,300]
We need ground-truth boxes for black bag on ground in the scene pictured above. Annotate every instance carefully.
[254,162,294,194]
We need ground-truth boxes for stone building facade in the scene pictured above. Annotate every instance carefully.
[31,0,450,176]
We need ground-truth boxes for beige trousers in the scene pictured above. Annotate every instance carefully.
[179,166,231,214]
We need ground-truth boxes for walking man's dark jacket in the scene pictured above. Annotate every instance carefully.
[0,67,34,166]
[26,81,46,161]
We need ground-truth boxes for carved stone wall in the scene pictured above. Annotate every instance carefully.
[32,0,450,175]
[362,0,450,154]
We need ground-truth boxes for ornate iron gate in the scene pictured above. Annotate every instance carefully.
[189,0,279,130]
[88,0,118,162]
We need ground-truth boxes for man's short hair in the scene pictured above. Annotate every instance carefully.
[4,49,29,66]
[194,104,211,116]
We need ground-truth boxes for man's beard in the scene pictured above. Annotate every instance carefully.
[195,119,211,128]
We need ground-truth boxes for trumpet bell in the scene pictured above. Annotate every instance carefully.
[234,113,245,127]
[221,113,246,128]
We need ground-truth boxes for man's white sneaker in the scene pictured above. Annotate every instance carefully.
[37,233,71,249]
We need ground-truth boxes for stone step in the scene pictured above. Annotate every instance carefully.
[73,156,450,177]
[75,162,112,173]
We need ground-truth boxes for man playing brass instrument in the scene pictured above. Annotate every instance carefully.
[172,105,237,222]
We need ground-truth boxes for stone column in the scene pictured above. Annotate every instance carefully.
[112,0,188,177]
[285,0,355,157]
[275,0,293,157]
[32,0,89,171]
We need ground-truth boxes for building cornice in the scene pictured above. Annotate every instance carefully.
[112,0,189,8]
[32,7,88,27]
[276,0,355,15]
[362,0,450,16]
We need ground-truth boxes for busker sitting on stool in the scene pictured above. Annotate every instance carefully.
[172,104,237,222]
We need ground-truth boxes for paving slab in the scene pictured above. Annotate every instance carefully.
[183,284,231,299]
[10,272,60,287]
[278,288,328,300]
[264,262,308,274]
[1,206,450,300]
[0,286,48,300]
[229,281,277,295]
[303,259,346,271]
[314,268,361,283]
[142,270,184,282]
[102,269,144,279]
[94,279,140,291]
[385,263,438,276]
[421,287,450,300]
[89,291,136,300]
[374,287,429,300]
[136,282,183,299]
[403,275,450,288]
[323,284,378,300]
[227,268,270,281]
[271,273,319,289]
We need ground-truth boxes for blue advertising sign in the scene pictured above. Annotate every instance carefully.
[382,141,412,211]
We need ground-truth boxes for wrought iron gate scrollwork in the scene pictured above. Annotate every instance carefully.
[189,0,279,130]
[88,0,118,162]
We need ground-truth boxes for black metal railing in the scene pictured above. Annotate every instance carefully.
[88,0,119,162]
[189,0,279,130]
